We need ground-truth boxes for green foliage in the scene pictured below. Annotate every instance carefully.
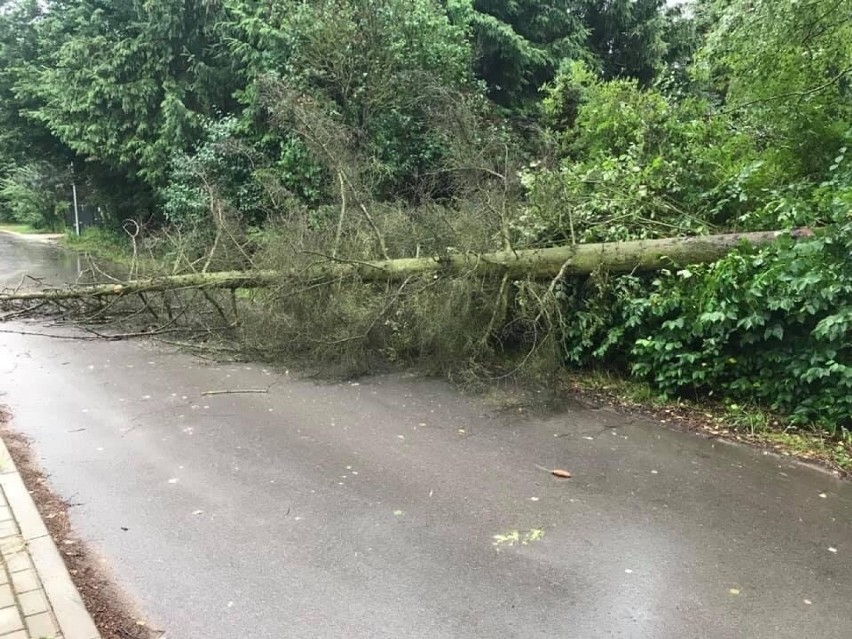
[228,0,473,203]
[579,0,668,85]
[736,135,852,231]
[0,162,66,230]
[552,152,852,432]
[555,272,648,368]
[0,1,51,165]
[525,63,753,244]
[629,217,851,432]
[447,0,676,109]
[161,116,260,226]
[20,0,238,187]
[447,0,589,106]
[696,0,852,180]
[62,227,132,264]
[0,0,848,440]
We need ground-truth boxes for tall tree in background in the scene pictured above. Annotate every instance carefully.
[448,0,675,110]
[0,0,78,228]
[17,0,237,187]
[446,0,588,108]
[221,0,476,204]
[580,0,668,84]
[0,0,53,167]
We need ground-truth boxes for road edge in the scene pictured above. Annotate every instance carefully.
[0,435,102,639]
[0,229,63,243]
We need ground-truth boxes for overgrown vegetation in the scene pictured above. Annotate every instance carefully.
[0,0,849,435]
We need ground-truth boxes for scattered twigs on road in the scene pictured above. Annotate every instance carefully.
[0,328,102,340]
[201,389,270,396]
[0,301,48,321]
[0,326,226,342]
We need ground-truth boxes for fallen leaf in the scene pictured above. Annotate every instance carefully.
[551,469,572,479]
[492,529,545,549]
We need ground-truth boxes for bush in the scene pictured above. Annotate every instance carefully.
[0,162,67,231]
[628,216,851,432]
[525,62,760,246]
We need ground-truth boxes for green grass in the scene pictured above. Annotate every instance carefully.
[61,227,134,264]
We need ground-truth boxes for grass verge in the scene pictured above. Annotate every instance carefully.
[60,228,137,266]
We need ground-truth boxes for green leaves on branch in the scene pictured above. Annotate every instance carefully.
[629,217,852,431]
[697,0,852,179]
[525,63,750,244]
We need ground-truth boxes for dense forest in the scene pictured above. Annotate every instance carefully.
[0,0,849,433]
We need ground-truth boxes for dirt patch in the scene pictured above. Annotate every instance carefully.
[0,229,63,243]
[0,409,164,639]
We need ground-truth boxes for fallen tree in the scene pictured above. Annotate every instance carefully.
[0,229,794,302]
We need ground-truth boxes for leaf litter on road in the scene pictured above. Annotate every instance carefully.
[534,464,572,478]
[492,529,545,550]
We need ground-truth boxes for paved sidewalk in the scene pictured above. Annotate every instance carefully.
[0,438,100,639]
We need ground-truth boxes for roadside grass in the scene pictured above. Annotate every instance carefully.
[60,228,135,266]
[561,370,852,475]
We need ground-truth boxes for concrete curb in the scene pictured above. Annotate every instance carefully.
[0,435,101,639]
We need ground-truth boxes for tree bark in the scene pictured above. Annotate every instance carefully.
[0,230,790,302]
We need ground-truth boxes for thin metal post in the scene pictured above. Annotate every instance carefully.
[72,180,80,236]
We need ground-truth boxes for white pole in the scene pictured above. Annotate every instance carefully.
[72,180,80,236]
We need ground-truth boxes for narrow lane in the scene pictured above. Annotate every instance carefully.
[1,234,851,638]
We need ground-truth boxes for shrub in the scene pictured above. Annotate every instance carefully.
[0,162,66,230]
[628,216,851,432]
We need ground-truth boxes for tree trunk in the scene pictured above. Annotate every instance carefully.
[0,230,789,302]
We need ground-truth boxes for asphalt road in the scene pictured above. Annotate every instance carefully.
[1,232,851,638]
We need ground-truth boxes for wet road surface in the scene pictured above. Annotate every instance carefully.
[1,232,851,638]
